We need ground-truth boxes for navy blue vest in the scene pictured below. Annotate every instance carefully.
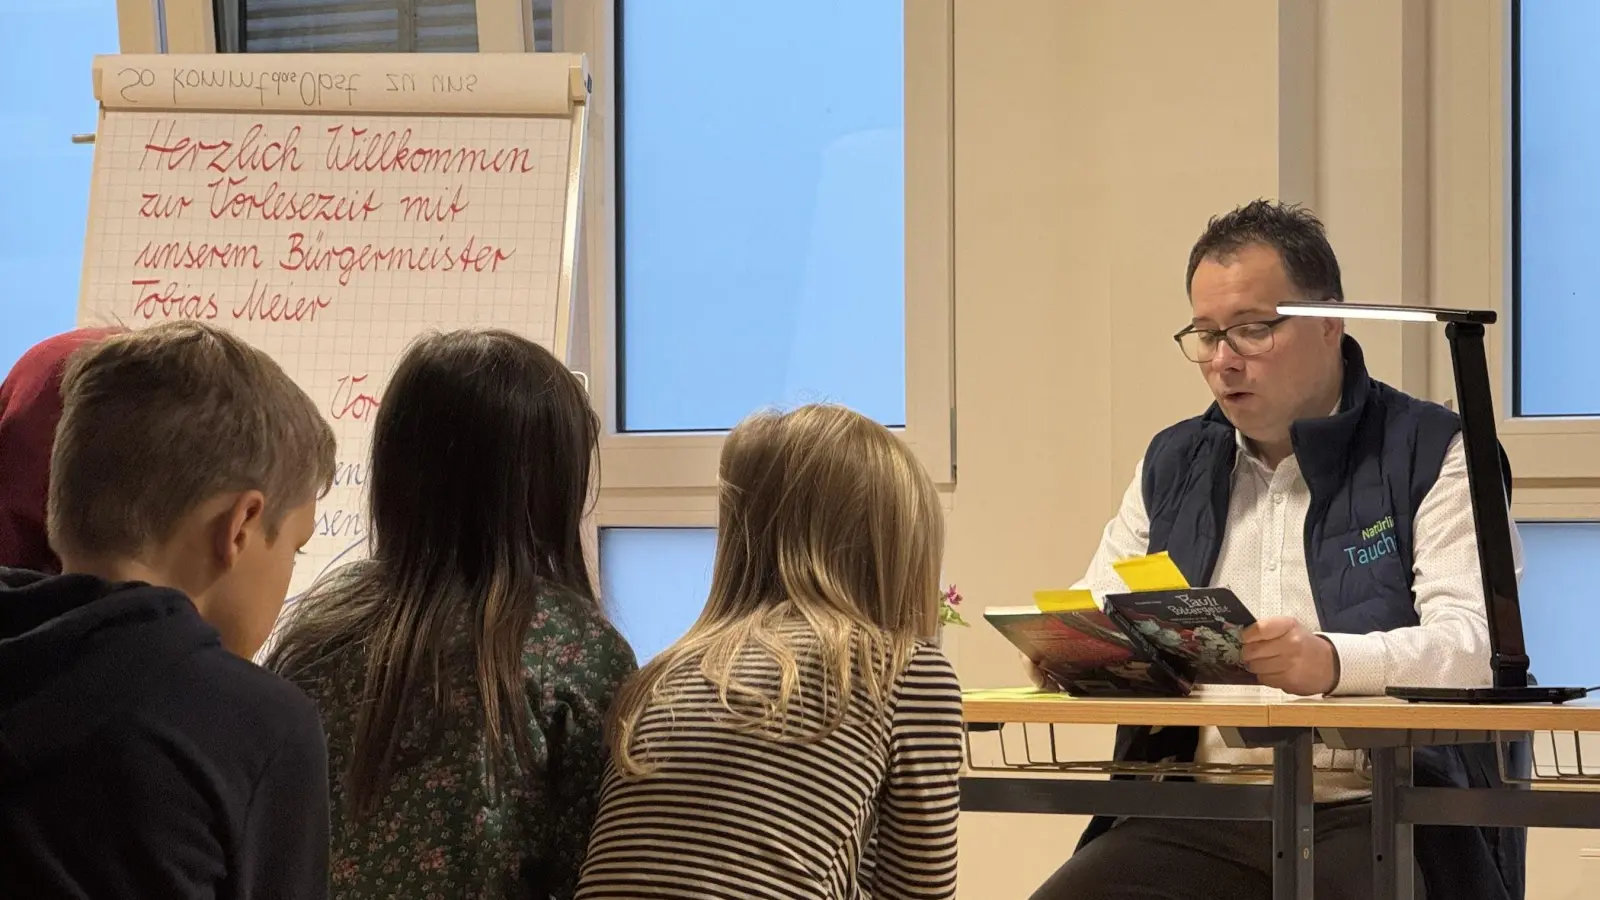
[1074,337,1525,900]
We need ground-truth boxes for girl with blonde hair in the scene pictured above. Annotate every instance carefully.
[576,403,962,900]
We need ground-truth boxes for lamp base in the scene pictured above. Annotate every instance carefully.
[1386,685,1592,705]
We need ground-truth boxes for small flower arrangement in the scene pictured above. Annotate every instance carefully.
[939,584,968,628]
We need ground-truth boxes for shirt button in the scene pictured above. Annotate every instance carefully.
[1266,559,1279,571]
[1273,493,1286,505]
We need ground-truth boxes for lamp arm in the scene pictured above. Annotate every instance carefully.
[1446,322,1529,689]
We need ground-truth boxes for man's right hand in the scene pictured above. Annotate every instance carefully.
[1023,656,1053,690]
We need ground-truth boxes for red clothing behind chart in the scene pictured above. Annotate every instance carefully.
[0,329,120,573]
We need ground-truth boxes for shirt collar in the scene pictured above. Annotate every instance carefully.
[1232,401,1342,473]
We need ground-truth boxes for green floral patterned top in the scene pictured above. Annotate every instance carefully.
[282,588,637,900]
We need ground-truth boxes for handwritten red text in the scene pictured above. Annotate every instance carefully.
[329,374,381,421]
[324,125,535,176]
[134,239,262,270]
[399,186,470,223]
[141,119,304,175]
[280,231,513,287]
[139,192,193,219]
[207,176,382,223]
[231,279,333,323]
[130,279,220,320]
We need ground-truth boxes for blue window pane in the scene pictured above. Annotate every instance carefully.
[618,1,905,432]
[1516,522,1600,687]
[0,0,119,374]
[599,527,716,663]
[1516,1,1600,415]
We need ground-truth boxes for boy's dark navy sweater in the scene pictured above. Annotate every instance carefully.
[0,568,329,899]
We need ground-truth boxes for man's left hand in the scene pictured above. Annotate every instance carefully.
[1241,616,1339,696]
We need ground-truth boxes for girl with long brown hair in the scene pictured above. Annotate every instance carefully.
[269,329,636,900]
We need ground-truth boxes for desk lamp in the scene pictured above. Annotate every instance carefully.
[1277,301,1588,704]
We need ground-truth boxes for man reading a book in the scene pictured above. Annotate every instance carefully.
[1029,200,1522,900]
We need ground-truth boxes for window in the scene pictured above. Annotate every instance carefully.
[615,0,907,432]
[0,0,122,374]
[1453,0,1600,488]
[210,0,557,53]
[570,0,948,625]
[1514,522,1600,687]
[529,0,552,50]
[599,528,716,663]
[1514,0,1600,416]
[213,0,476,52]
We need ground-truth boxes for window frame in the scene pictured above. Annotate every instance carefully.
[115,0,166,52]
[560,0,957,512]
[1432,0,1600,516]
[152,0,211,51]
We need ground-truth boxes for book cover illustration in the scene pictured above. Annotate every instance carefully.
[1104,587,1258,685]
[984,594,1192,697]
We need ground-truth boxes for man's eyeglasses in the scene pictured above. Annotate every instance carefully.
[1173,315,1292,363]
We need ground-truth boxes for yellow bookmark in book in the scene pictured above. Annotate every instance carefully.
[963,686,1067,702]
[1032,589,1098,613]
[1111,551,1190,592]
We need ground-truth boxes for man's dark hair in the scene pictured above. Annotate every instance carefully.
[1185,199,1344,302]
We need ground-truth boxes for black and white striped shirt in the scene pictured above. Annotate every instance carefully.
[575,637,963,900]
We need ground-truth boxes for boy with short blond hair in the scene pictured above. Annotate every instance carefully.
[0,321,336,899]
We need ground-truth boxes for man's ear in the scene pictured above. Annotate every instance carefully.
[215,490,268,570]
[1322,316,1345,344]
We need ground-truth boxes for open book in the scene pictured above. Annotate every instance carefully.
[983,552,1258,697]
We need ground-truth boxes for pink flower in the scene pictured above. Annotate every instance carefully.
[939,584,969,627]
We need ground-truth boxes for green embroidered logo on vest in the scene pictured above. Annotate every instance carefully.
[1346,515,1396,567]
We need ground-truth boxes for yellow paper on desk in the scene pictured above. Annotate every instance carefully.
[962,686,1068,702]
[1033,589,1098,613]
[1112,551,1190,591]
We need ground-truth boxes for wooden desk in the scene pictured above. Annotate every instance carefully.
[964,691,1600,730]
[962,692,1600,900]
[1271,695,1600,731]
[963,693,1277,728]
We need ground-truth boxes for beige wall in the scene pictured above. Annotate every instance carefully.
[943,1,1597,896]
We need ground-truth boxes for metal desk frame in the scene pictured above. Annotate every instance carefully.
[963,723,1600,900]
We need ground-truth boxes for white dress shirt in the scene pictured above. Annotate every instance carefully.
[1076,431,1522,801]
